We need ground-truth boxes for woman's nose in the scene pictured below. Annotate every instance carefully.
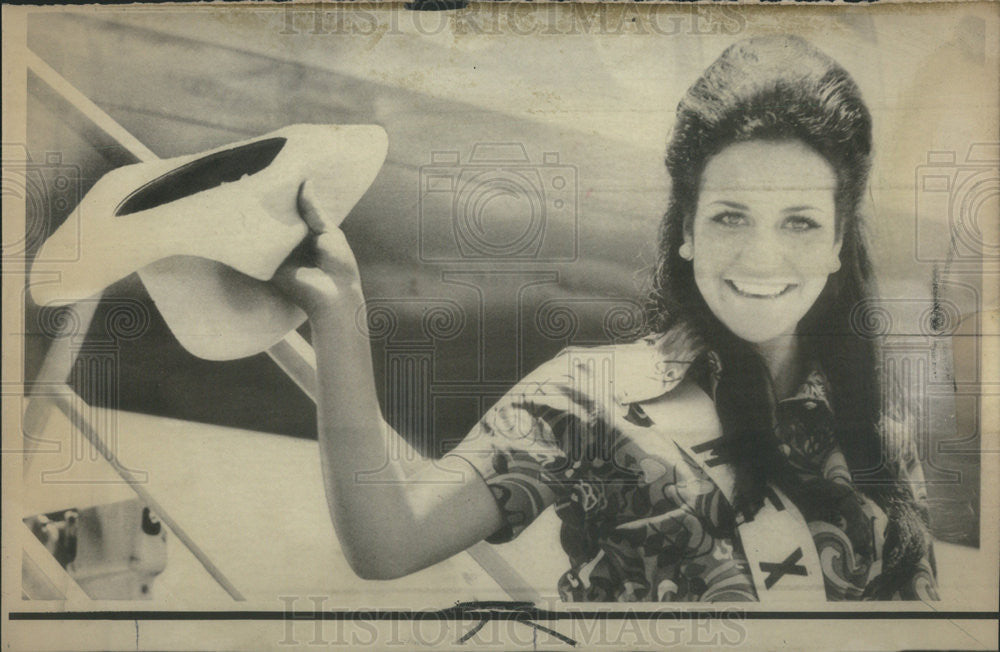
[735,229,784,273]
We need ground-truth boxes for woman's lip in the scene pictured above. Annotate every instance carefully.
[725,279,797,298]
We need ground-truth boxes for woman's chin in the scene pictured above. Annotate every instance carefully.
[729,326,796,346]
[715,311,798,344]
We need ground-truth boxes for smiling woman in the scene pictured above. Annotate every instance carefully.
[687,139,842,348]
[644,34,937,600]
[272,34,939,602]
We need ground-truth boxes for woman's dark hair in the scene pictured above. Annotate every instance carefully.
[646,35,930,595]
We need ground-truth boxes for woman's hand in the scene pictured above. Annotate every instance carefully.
[272,180,364,318]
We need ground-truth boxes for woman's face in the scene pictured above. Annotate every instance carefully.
[685,139,843,345]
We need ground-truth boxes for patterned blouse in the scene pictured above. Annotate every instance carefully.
[447,324,939,602]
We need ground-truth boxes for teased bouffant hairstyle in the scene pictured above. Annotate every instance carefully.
[646,35,931,596]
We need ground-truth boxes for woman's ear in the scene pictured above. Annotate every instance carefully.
[828,237,843,274]
[679,236,693,261]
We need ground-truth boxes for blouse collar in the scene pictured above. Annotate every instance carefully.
[612,321,705,405]
[612,322,834,413]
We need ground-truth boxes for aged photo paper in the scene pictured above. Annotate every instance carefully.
[2,1,998,650]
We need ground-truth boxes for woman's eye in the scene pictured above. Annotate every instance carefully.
[712,211,748,227]
[784,215,822,231]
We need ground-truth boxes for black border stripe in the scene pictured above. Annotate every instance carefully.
[8,611,1000,621]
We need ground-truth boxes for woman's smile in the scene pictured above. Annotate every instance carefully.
[686,139,844,345]
[724,279,798,298]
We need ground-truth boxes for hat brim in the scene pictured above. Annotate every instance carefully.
[30,123,388,360]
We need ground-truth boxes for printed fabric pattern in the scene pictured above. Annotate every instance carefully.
[446,324,940,602]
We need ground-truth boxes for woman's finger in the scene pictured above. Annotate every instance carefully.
[314,229,360,277]
[272,259,339,310]
[297,179,329,234]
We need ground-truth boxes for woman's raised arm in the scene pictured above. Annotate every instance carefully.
[273,182,503,580]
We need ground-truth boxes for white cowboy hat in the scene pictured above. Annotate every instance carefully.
[30,123,388,360]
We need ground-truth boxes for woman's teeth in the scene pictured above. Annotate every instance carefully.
[726,279,794,298]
